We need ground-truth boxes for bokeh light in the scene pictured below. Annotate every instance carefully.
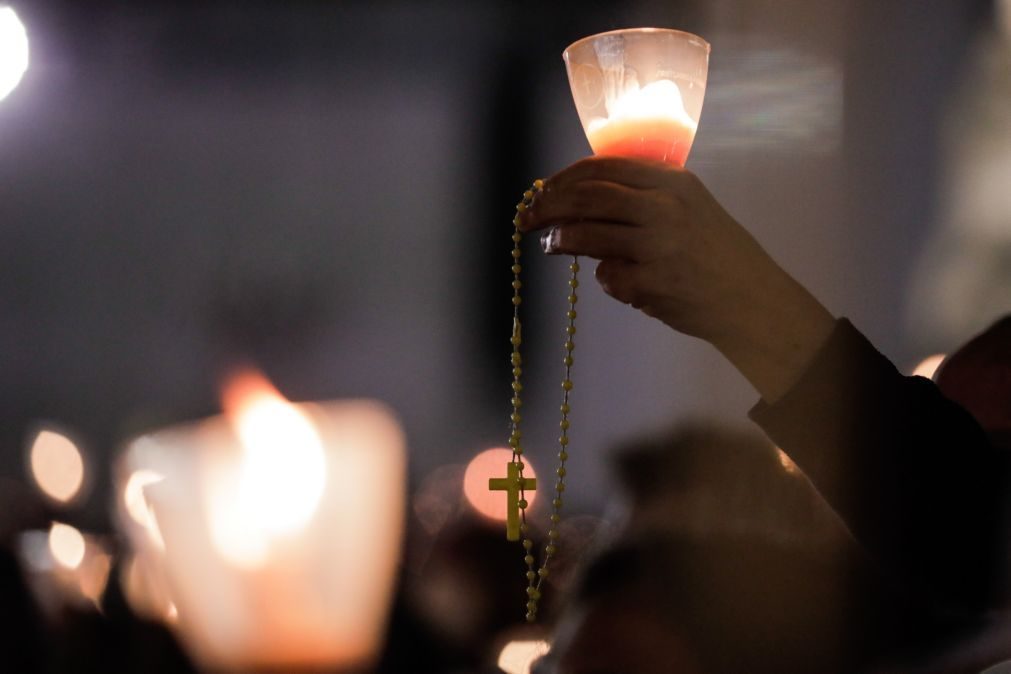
[49,522,86,569]
[29,429,85,503]
[463,448,537,521]
[911,353,946,380]
[0,7,28,102]
[123,469,166,549]
[497,639,551,674]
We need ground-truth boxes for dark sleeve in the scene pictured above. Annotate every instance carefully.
[749,319,1006,615]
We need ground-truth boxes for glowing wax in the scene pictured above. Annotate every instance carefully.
[585,79,699,166]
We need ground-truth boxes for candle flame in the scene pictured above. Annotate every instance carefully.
[209,370,327,567]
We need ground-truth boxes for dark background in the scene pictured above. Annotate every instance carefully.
[0,0,995,534]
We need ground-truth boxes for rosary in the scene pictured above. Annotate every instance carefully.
[488,178,579,623]
[487,28,709,622]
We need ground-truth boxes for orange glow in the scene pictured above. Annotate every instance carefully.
[29,428,85,503]
[586,80,698,165]
[463,448,537,521]
[498,639,552,674]
[912,353,946,380]
[210,370,327,567]
[49,522,85,569]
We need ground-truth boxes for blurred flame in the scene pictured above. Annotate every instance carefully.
[124,469,166,549]
[498,639,551,674]
[30,428,85,503]
[912,353,946,380]
[49,522,85,569]
[463,448,537,521]
[209,370,327,567]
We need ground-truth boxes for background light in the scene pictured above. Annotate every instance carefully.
[463,448,537,521]
[29,428,85,504]
[0,7,28,102]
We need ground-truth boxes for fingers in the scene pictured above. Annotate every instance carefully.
[546,156,677,191]
[522,180,655,233]
[594,258,657,309]
[540,221,652,261]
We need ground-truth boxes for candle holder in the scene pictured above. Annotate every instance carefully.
[563,28,710,165]
[115,375,407,673]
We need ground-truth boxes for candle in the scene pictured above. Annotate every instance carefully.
[585,79,698,166]
[116,371,407,672]
[564,28,710,166]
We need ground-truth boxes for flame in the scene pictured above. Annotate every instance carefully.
[30,428,85,503]
[463,448,537,521]
[209,370,327,567]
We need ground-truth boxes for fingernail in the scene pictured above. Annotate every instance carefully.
[540,227,560,254]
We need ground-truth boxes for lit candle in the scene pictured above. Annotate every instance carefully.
[585,79,698,166]
[564,28,710,166]
[117,371,407,672]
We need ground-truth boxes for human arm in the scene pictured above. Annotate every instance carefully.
[518,156,1006,613]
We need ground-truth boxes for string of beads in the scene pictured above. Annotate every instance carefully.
[507,178,580,622]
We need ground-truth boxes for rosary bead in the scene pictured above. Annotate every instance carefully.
[527,571,537,581]
[533,178,545,189]
[568,278,579,288]
[512,296,522,306]
[548,529,559,539]
[559,436,570,446]
[538,567,549,578]
[511,352,522,365]
[516,461,525,470]
[525,612,536,623]
[511,397,522,407]
[511,380,522,392]
[522,538,533,550]
[552,498,563,509]
[570,261,580,272]
[563,355,573,367]
[560,403,570,414]
[511,412,521,423]
[560,419,570,430]
[523,190,534,200]
[526,599,538,610]
[567,309,577,320]
[518,499,528,509]
[550,513,560,524]
[512,264,522,274]
[561,380,573,391]
[524,554,535,565]
[546,544,557,556]
[565,325,576,335]
[556,481,566,492]
[557,467,566,478]
[513,367,522,377]
[516,202,527,213]
[564,341,574,352]
[508,437,519,448]
[512,248,522,259]
[512,279,522,289]
[568,294,578,304]
[513,219,522,230]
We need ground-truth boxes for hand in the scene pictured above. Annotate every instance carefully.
[517,156,836,403]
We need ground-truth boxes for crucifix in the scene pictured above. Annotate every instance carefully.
[489,461,536,541]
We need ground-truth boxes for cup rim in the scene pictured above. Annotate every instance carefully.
[563,27,711,59]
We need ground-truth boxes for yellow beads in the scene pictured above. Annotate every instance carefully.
[503,178,579,625]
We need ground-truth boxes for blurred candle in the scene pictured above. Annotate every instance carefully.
[117,371,407,672]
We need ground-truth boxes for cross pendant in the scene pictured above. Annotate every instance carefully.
[489,461,536,541]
